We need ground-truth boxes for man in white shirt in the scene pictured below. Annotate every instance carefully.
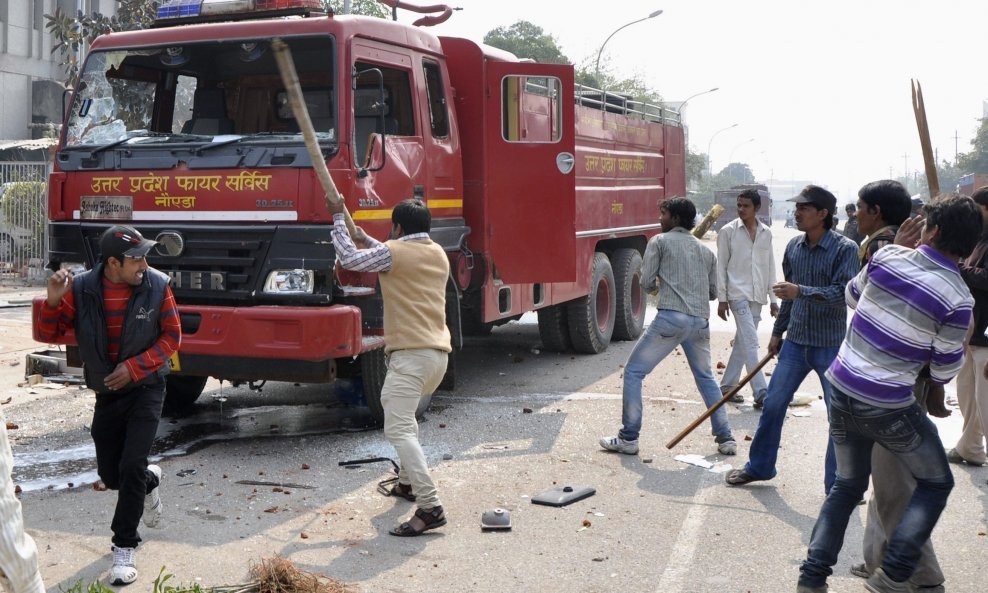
[716,189,779,406]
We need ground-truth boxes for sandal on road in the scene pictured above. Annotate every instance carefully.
[389,482,416,502]
[725,469,764,486]
[390,506,447,537]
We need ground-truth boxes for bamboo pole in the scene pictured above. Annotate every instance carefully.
[272,38,359,237]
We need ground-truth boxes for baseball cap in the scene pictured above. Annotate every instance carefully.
[99,225,157,261]
[789,185,837,214]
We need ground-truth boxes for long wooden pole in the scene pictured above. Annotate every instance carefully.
[912,79,940,198]
[272,38,359,237]
[665,352,774,449]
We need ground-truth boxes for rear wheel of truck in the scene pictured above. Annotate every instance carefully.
[360,348,434,426]
[611,249,645,341]
[164,375,208,410]
[566,252,616,354]
[537,304,571,352]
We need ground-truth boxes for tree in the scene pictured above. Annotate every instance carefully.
[718,162,755,185]
[483,21,571,65]
[956,118,988,176]
[327,0,389,18]
[686,149,706,188]
[45,0,157,83]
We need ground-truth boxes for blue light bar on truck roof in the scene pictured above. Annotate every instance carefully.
[157,0,324,21]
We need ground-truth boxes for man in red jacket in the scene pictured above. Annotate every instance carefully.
[37,225,181,585]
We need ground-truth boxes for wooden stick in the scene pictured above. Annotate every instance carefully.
[692,203,724,239]
[271,38,359,237]
[912,79,939,198]
[665,351,775,449]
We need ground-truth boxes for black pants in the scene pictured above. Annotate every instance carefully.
[90,381,164,548]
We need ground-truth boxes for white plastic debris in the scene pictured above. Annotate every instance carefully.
[674,454,713,469]
[790,392,816,407]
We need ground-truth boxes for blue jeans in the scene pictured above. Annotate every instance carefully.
[619,309,732,443]
[721,300,768,398]
[743,339,838,493]
[798,388,954,588]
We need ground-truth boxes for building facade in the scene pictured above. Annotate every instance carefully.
[0,1,116,141]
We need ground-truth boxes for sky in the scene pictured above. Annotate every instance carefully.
[392,0,988,204]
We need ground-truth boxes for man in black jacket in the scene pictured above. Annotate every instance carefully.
[38,225,181,585]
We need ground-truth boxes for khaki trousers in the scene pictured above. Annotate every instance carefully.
[953,343,988,464]
[382,348,447,510]
[861,380,944,588]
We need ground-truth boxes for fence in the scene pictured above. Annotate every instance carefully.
[0,162,50,286]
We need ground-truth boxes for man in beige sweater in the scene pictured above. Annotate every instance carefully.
[330,198,452,537]
[0,408,45,593]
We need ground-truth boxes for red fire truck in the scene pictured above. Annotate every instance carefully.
[35,0,685,422]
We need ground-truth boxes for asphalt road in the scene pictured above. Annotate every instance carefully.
[1,228,986,593]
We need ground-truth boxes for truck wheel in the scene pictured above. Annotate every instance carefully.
[164,375,208,410]
[611,249,645,341]
[566,252,616,354]
[360,348,434,425]
[537,304,571,352]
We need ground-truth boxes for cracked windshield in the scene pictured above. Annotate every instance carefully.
[65,37,336,147]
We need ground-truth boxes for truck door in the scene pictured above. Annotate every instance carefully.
[485,62,576,284]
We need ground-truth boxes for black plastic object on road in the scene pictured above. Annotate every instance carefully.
[531,485,596,507]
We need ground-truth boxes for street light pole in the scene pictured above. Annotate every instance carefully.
[728,138,755,182]
[594,9,663,84]
[675,87,719,116]
[706,123,738,177]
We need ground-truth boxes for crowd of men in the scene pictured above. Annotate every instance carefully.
[601,182,986,593]
[3,181,987,592]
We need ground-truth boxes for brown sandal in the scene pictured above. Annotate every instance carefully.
[389,506,447,537]
[389,482,416,502]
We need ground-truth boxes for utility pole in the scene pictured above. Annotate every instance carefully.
[954,129,959,163]
[902,153,909,177]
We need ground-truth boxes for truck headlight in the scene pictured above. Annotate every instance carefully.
[263,269,314,294]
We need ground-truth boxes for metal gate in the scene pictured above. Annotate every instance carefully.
[0,162,50,286]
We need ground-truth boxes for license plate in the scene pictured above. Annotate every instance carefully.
[169,352,181,372]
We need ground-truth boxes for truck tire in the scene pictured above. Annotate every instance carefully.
[611,249,645,341]
[360,348,434,425]
[566,252,616,354]
[537,304,571,352]
[164,375,208,410]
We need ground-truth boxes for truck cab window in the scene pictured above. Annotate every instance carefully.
[502,75,562,143]
[423,60,449,138]
[353,62,415,164]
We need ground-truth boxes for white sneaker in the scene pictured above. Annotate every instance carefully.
[144,464,162,528]
[599,435,639,455]
[108,545,137,585]
[718,440,738,455]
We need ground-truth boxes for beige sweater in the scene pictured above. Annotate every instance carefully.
[0,408,44,593]
[380,239,452,354]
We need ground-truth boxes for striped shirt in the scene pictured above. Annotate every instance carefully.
[330,214,430,272]
[827,244,973,408]
[641,226,717,319]
[38,276,181,382]
[773,230,860,347]
[0,410,44,593]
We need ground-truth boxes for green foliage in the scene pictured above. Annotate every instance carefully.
[0,182,47,238]
[686,149,707,187]
[325,0,389,18]
[955,118,988,176]
[484,21,571,65]
[45,0,158,84]
[717,162,755,185]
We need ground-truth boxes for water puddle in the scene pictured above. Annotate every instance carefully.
[13,400,377,493]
